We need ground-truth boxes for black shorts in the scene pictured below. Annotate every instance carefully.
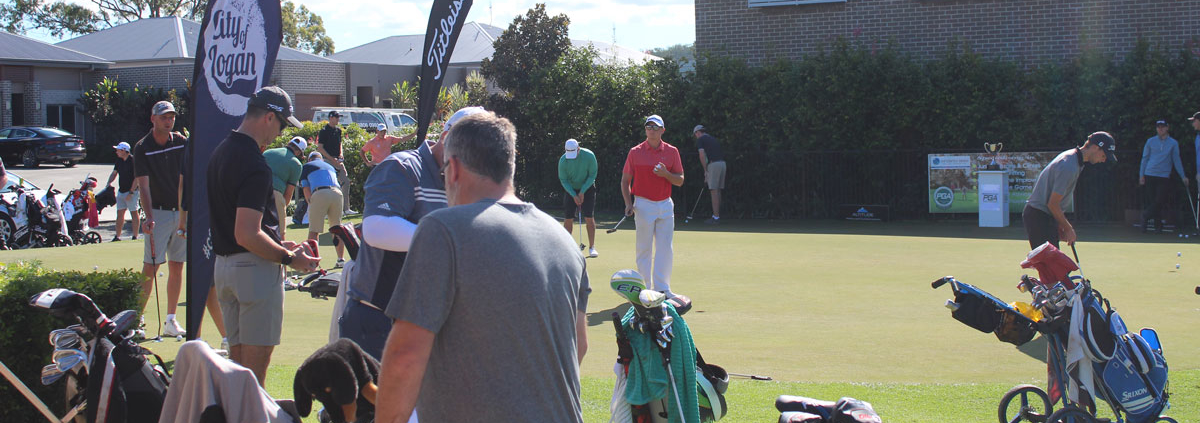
[563,187,597,219]
[1022,204,1059,250]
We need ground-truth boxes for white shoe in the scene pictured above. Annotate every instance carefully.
[588,247,598,258]
[162,318,186,337]
[220,338,229,350]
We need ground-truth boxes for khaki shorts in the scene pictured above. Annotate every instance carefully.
[215,252,284,346]
[307,187,343,233]
[273,190,287,228]
[706,161,726,190]
[144,209,186,265]
[116,190,140,212]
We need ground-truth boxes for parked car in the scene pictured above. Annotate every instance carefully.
[0,126,88,168]
[312,109,389,133]
[384,112,416,132]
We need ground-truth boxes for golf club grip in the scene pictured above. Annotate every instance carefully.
[611,312,626,341]
[931,277,951,289]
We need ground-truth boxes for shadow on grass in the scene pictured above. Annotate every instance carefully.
[587,303,630,328]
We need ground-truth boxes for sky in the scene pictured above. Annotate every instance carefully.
[22,0,696,54]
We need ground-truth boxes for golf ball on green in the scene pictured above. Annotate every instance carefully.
[1179,252,1182,257]
[1176,264,1181,269]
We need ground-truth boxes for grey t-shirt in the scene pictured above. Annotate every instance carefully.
[1026,148,1083,214]
[348,142,447,308]
[385,200,590,423]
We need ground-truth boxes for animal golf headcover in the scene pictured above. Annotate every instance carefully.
[1020,242,1079,289]
[293,339,380,423]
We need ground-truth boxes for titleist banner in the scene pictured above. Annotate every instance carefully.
[416,0,473,143]
[185,0,282,339]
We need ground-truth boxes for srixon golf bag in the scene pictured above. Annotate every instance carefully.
[29,288,169,423]
[775,395,882,423]
[1077,289,1170,423]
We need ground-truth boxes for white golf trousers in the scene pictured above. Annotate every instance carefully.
[633,196,674,294]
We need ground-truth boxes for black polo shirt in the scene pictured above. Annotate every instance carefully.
[113,157,135,193]
[133,131,186,210]
[207,131,280,256]
[696,134,724,163]
[318,124,343,158]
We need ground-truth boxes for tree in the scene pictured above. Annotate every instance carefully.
[390,80,418,110]
[281,0,334,56]
[648,43,694,63]
[480,3,570,97]
[1,0,100,36]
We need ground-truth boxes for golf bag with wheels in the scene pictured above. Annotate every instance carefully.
[30,288,170,423]
[62,178,102,244]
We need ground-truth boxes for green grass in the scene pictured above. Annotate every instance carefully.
[6,218,1199,422]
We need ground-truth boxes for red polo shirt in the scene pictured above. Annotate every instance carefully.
[622,140,683,201]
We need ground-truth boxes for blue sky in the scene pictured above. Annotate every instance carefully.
[23,0,696,53]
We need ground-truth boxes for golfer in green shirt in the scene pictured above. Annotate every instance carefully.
[559,139,599,257]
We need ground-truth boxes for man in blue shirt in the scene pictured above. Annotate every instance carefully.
[301,151,345,264]
[1139,120,1189,234]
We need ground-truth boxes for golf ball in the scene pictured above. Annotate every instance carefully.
[1179,252,1183,257]
[176,335,183,341]
[1176,264,1181,269]
[93,265,98,270]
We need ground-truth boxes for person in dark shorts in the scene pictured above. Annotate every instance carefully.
[1023,131,1117,249]
[206,86,319,385]
[559,138,599,257]
[693,124,726,224]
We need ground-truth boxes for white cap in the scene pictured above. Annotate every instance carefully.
[564,139,579,159]
[443,106,487,132]
[287,136,307,152]
[113,142,131,152]
[377,123,387,132]
[645,114,664,128]
[308,151,322,161]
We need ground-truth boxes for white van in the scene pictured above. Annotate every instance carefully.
[312,109,389,133]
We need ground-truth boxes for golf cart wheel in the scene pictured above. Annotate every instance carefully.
[22,149,39,168]
[0,213,14,249]
[1154,417,1178,423]
[998,384,1052,423]
[83,231,101,244]
[55,234,73,247]
[1045,406,1095,423]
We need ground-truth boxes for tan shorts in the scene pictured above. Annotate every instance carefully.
[215,252,284,346]
[706,161,726,190]
[144,209,186,265]
[307,187,343,233]
[273,190,287,228]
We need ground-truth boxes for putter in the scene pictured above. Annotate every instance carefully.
[1184,183,1199,236]
[685,190,705,223]
[606,214,628,234]
[728,372,773,381]
[1070,243,1086,281]
[577,209,585,251]
[148,236,163,343]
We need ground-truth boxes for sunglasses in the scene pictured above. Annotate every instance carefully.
[274,113,289,132]
[644,124,662,130]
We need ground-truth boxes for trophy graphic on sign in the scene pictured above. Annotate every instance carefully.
[983,142,1003,171]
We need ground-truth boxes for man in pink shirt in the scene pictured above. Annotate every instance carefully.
[621,114,684,296]
[361,124,415,166]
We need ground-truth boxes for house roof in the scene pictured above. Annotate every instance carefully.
[56,17,337,63]
[332,22,659,66]
[331,21,504,66]
[0,31,111,68]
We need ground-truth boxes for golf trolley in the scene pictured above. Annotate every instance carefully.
[61,177,103,245]
[0,184,73,249]
[932,270,1177,423]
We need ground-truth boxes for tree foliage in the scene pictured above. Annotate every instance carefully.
[480,3,571,97]
[281,0,334,56]
[390,80,418,110]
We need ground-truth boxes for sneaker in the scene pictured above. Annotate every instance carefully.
[162,317,186,337]
[588,247,599,258]
[335,259,345,268]
[220,338,229,350]
[111,236,121,242]
[131,235,138,240]
[705,217,720,225]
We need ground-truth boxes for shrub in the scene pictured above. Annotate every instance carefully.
[0,261,142,422]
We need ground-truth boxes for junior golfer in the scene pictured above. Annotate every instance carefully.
[1023,131,1117,249]
[621,115,684,297]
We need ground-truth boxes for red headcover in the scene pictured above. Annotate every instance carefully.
[1019,242,1079,289]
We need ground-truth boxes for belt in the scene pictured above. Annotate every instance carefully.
[152,207,179,212]
[356,299,384,312]
[314,186,338,192]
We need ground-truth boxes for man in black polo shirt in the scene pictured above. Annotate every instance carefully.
[208,86,319,385]
[693,124,726,224]
[106,141,139,241]
[135,100,225,342]
[317,111,352,214]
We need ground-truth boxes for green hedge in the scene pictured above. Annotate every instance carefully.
[0,261,142,422]
[487,38,1200,219]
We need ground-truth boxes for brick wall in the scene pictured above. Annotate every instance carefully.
[272,60,347,106]
[24,82,43,126]
[696,0,1200,66]
[90,64,193,91]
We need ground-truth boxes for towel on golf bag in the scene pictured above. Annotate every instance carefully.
[158,341,297,423]
[610,361,634,423]
[621,303,699,423]
[1020,243,1079,289]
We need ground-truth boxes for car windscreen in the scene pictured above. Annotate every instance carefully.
[4,172,40,191]
[351,112,383,125]
[35,127,74,137]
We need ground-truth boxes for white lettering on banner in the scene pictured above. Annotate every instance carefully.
[425,0,465,81]
[202,0,270,116]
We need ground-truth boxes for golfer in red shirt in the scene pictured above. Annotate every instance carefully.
[621,115,684,296]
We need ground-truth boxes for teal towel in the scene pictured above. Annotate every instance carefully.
[620,303,699,423]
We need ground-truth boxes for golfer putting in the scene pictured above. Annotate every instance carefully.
[559,138,599,257]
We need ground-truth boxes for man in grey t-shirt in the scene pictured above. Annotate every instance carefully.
[1022,131,1117,249]
[376,112,590,423]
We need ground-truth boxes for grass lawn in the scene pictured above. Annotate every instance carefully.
[4,217,1198,422]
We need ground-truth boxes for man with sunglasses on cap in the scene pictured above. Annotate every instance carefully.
[1023,131,1117,249]
[207,86,320,385]
[621,115,684,297]
[263,136,306,238]
[1139,120,1188,234]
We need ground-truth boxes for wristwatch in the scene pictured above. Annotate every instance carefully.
[281,251,295,266]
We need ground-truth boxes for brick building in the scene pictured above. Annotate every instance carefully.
[696,0,1200,66]
[0,32,111,131]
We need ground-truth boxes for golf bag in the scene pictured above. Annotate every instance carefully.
[932,277,1038,346]
[63,178,102,244]
[775,395,883,423]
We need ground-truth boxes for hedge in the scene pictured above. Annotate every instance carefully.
[0,261,143,422]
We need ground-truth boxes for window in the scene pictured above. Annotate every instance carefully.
[351,112,383,125]
[35,127,74,137]
[13,129,34,138]
[45,105,77,133]
[0,129,10,139]
[2,172,40,191]
[749,0,844,7]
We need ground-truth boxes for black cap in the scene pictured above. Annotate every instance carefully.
[1189,111,1200,121]
[328,110,342,118]
[1156,120,1168,126]
[247,86,302,128]
[1088,131,1117,163]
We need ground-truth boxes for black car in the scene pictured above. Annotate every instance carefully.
[0,126,88,168]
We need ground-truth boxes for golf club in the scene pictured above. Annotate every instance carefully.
[51,349,86,372]
[727,372,773,381]
[1070,243,1086,281]
[577,209,585,251]
[40,364,65,385]
[49,329,81,350]
[606,214,629,234]
[1184,181,1199,236]
[660,344,688,421]
[148,236,162,343]
[685,190,705,223]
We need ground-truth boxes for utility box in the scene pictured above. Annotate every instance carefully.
[978,170,1009,227]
